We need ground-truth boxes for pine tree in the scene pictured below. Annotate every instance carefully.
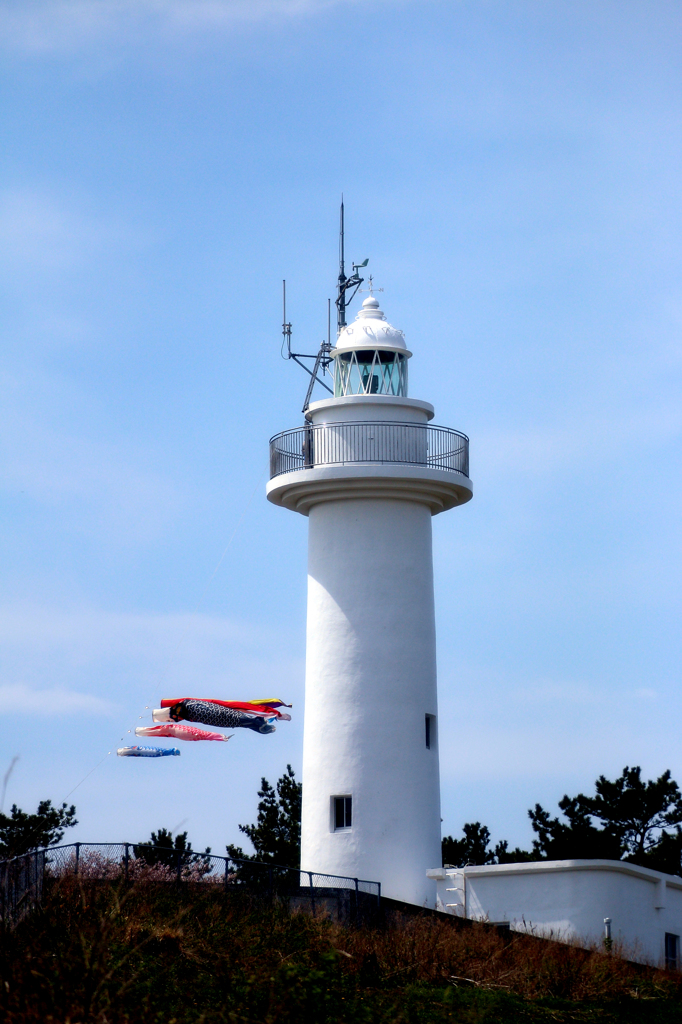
[442,822,532,867]
[441,767,682,874]
[529,766,682,867]
[0,801,77,858]
[133,828,211,870]
[227,764,301,868]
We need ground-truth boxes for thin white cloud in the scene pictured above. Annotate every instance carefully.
[0,683,114,715]
[0,0,380,52]
[512,680,612,708]
[0,188,91,270]
[0,188,147,274]
[439,713,668,785]
[0,387,182,544]
[437,661,674,786]
[0,188,173,542]
[0,603,303,703]
[477,406,682,482]
[0,604,260,649]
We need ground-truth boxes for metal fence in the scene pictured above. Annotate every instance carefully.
[1,843,381,928]
[0,848,46,929]
[269,421,469,479]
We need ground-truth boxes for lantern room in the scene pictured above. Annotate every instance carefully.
[332,294,412,398]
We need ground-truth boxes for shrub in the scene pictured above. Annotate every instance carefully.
[2,876,682,1023]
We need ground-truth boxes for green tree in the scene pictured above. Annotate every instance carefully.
[643,826,682,876]
[529,766,682,871]
[227,764,301,868]
[592,766,682,861]
[528,795,621,861]
[490,839,537,865]
[441,766,682,871]
[0,800,77,859]
[134,828,211,870]
[442,822,533,867]
[442,822,493,867]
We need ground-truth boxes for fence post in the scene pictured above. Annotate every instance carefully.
[309,871,316,917]
[303,424,314,468]
[5,861,10,928]
[124,843,129,882]
[74,843,80,877]
[176,849,182,885]
[224,857,229,890]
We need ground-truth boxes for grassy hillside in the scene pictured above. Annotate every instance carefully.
[2,876,682,1022]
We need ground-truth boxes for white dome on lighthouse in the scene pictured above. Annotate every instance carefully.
[333,295,412,358]
[332,294,411,399]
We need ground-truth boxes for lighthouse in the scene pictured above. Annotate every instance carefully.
[267,263,472,906]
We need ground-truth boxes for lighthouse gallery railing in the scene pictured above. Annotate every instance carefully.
[269,421,469,480]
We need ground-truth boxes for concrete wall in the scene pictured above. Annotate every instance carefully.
[307,394,434,424]
[428,860,682,966]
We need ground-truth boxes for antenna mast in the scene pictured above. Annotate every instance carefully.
[338,200,346,334]
[282,280,292,356]
[280,201,367,413]
[335,197,367,337]
[281,278,333,413]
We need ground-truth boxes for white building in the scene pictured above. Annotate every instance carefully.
[267,293,472,905]
[428,860,682,967]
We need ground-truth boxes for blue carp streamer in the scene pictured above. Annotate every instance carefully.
[117,746,181,757]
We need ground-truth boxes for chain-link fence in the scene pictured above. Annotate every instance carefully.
[1,843,381,928]
[0,849,46,928]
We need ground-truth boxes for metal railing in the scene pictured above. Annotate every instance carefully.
[1,843,380,928]
[269,421,469,480]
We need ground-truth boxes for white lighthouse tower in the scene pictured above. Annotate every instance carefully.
[267,255,472,906]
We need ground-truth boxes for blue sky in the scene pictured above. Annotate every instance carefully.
[1,0,681,860]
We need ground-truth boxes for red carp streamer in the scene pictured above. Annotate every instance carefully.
[136,724,231,742]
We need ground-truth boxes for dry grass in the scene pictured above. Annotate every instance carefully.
[337,912,665,1002]
[1,876,681,1023]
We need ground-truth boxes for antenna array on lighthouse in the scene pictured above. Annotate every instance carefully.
[281,200,367,413]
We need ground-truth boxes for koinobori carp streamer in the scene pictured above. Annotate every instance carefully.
[135,724,232,742]
[117,746,181,757]
[159,697,291,721]
[152,700,277,734]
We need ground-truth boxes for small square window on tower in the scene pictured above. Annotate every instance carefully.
[332,795,352,831]
[425,714,436,750]
[665,933,679,970]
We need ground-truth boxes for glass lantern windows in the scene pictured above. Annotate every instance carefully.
[334,350,407,398]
